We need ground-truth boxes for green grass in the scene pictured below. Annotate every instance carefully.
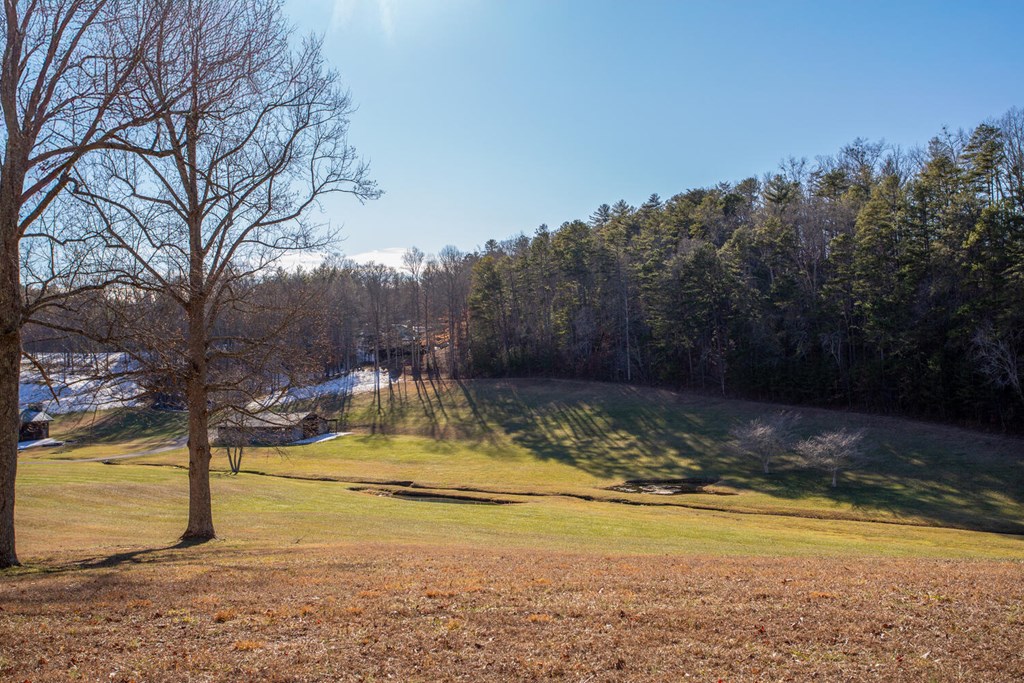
[13,459,1024,562]
[27,408,187,461]
[16,378,1024,564]
[140,378,1024,533]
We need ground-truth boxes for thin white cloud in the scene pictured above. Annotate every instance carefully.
[329,0,356,32]
[349,247,409,270]
[377,0,395,40]
[330,0,397,39]
[274,250,330,272]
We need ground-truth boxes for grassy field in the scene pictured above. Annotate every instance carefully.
[4,378,1023,681]
[81,378,1024,535]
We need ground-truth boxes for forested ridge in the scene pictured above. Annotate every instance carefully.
[466,110,1024,430]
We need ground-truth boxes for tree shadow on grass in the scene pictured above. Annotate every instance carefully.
[58,409,187,444]
[42,536,214,575]
[465,379,1024,535]
[471,380,733,480]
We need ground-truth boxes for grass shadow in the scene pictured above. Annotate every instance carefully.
[41,537,215,575]
[55,408,187,445]
[464,379,1024,534]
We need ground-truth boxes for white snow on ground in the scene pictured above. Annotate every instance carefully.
[19,353,141,414]
[17,438,63,450]
[276,369,381,404]
[289,432,352,446]
[21,352,383,415]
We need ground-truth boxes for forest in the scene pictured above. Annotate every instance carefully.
[463,111,1024,431]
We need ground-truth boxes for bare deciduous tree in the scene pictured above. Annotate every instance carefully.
[437,245,471,379]
[70,0,378,542]
[795,427,866,488]
[730,411,800,474]
[357,262,394,417]
[0,0,168,568]
[972,325,1023,405]
[402,246,424,379]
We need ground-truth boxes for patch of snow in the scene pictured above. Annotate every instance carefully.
[17,438,63,450]
[21,353,385,416]
[20,353,141,414]
[277,370,381,404]
[289,431,352,446]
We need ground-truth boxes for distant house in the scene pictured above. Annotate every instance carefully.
[19,408,53,442]
[216,411,336,446]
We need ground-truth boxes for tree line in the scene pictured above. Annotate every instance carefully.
[57,109,1017,439]
[466,113,1024,431]
[101,109,1022,439]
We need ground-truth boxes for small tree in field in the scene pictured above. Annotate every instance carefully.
[730,411,799,474]
[795,428,866,488]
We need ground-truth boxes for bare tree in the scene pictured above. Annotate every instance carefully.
[730,411,800,474]
[437,245,471,379]
[0,0,170,568]
[402,246,424,379]
[972,325,1023,405]
[422,257,440,377]
[69,0,378,541]
[795,428,866,488]
[357,262,394,416]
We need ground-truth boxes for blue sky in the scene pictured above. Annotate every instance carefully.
[282,0,1024,266]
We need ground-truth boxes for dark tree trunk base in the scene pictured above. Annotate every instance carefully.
[179,530,216,544]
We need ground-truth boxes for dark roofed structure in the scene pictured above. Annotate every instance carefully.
[19,408,53,442]
[216,411,336,446]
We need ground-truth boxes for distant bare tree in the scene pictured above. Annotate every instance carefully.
[422,257,441,376]
[437,245,471,379]
[402,247,425,379]
[972,325,1023,405]
[357,262,394,415]
[795,428,866,488]
[0,0,169,568]
[69,0,378,541]
[730,411,800,474]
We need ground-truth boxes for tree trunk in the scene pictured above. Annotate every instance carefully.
[0,313,20,568]
[183,393,215,540]
[831,468,838,488]
[182,295,214,540]
[0,200,22,567]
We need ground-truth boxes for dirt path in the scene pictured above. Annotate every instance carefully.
[28,436,189,464]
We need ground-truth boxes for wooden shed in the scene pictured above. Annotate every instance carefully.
[216,411,337,446]
[19,408,53,442]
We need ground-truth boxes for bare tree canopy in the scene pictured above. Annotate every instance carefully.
[0,0,170,568]
[58,0,379,542]
[795,428,866,488]
[730,411,800,474]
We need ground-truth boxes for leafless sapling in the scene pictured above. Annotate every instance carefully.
[729,411,800,474]
[794,427,866,488]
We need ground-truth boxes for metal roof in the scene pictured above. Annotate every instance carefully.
[225,412,320,429]
[20,409,53,423]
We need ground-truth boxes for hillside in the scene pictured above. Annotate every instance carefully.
[33,378,1024,537]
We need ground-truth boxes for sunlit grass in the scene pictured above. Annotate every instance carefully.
[23,377,1024,559]
[13,459,1024,563]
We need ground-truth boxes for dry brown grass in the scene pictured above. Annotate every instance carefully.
[1,543,1021,682]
